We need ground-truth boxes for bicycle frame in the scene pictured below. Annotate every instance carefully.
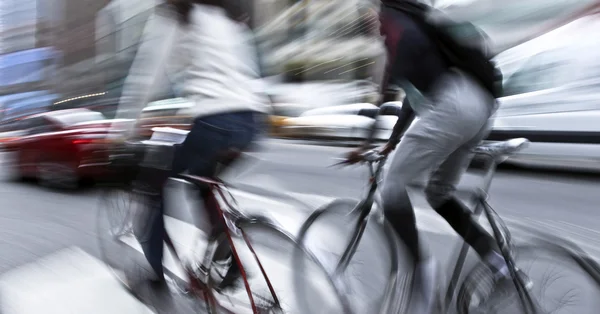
[329,151,538,314]
[161,175,282,314]
[333,158,388,277]
[441,153,538,314]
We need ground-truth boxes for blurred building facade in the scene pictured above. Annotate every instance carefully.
[0,0,60,120]
[50,0,113,100]
[255,0,385,83]
[3,0,599,118]
[95,0,160,103]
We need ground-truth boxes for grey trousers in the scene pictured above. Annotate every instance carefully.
[381,69,496,260]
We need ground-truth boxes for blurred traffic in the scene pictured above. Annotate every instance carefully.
[2,0,600,172]
[2,0,600,313]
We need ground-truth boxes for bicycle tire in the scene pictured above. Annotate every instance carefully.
[293,198,395,314]
[235,215,344,314]
[457,239,600,314]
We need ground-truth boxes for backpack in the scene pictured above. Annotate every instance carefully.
[383,2,504,99]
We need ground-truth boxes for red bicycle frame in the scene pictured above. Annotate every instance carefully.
[163,174,280,313]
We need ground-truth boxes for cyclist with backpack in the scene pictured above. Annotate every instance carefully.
[348,0,514,312]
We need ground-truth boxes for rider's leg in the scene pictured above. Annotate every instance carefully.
[135,167,170,282]
[381,101,493,264]
[425,136,509,278]
[181,112,259,291]
[381,123,451,311]
[381,70,495,310]
[424,118,497,255]
[423,75,509,278]
[135,112,259,284]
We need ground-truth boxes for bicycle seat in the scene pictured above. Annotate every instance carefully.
[474,138,530,157]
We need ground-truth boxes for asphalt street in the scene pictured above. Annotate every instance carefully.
[0,138,599,313]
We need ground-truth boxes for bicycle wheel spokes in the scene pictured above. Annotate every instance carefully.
[295,199,394,314]
[299,199,363,274]
[514,244,600,314]
[458,242,600,314]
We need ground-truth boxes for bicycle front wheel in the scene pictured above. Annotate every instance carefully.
[457,239,600,314]
[293,198,396,314]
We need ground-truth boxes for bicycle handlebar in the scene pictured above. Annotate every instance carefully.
[360,150,385,162]
[330,149,386,168]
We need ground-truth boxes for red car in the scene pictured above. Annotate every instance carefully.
[5,108,124,188]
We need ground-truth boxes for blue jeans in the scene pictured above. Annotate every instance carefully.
[137,111,261,279]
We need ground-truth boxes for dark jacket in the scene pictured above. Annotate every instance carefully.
[379,2,447,94]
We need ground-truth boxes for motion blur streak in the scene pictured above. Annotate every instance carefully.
[2,0,600,313]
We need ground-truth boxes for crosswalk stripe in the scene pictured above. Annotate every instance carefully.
[0,247,154,314]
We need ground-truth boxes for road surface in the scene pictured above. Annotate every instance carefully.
[0,138,599,313]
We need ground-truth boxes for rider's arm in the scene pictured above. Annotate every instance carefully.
[384,99,414,147]
[112,8,179,135]
[358,8,421,150]
[362,97,414,149]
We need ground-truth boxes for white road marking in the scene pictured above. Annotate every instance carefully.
[0,247,154,314]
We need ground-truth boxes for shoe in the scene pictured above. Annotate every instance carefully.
[485,251,533,291]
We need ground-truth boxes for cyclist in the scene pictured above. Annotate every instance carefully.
[108,0,270,291]
[348,0,511,312]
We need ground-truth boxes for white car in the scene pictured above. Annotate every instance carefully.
[489,14,600,172]
[278,103,400,142]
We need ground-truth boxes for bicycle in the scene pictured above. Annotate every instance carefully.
[96,129,348,313]
[293,137,600,314]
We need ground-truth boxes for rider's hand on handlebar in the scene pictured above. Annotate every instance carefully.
[379,142,397,157]
[346,140,396,164]
[345,147,367,164]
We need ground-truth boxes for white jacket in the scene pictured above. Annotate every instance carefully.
[114,4,270,132]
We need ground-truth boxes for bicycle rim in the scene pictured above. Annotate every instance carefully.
[457,242,600,314]
[294,198,394,314]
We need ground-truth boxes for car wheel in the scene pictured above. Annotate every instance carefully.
[37,160,79,190]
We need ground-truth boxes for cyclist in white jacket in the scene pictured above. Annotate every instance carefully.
[110,0,270,292]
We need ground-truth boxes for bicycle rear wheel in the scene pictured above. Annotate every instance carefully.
[234,216,346,314]
[457,239,600,314]
[293,198,397,314]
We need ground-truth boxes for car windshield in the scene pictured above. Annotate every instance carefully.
[53,111,106,126]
